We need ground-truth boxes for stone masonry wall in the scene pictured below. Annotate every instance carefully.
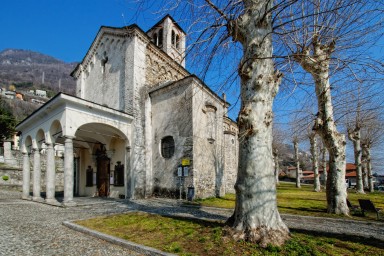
[0,149,64,192]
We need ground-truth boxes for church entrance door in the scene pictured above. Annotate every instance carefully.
[97,155,110,197]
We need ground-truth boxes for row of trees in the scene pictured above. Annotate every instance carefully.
[138,0,383,247]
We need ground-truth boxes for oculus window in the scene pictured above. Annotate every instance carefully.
[161,136,175,158]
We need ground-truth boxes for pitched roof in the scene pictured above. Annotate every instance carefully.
[146,14,186,35]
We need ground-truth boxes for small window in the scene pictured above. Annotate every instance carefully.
[176,35,180,49]
[161,136,175,159]
[86,166,93,187]
[171,30,176,46]
[114,161,124,186]
[158,29,163,47]
[153,33,158,45]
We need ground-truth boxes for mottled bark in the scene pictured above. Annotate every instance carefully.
[363,144,374,192]
[225,0,289,247]
[321,148,328,189]
[348,127,364,193]
[362,160,368,189]
[294,35,348,215]
[310,134,321,192]
[293,139,301,188]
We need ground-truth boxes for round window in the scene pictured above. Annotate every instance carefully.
[161,136,175,158]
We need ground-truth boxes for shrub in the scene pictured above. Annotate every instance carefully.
[2,175,9,181]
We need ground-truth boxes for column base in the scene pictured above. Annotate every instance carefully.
[45,198,61,206]
[62,200,77,207]
[32,196,44,202]
[21,195,32,200]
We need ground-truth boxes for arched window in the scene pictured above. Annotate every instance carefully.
[158,29,163,47]
[153,33,158,45]
[171,30,176,46]
[161,136,175,159]
[176,35,180,49]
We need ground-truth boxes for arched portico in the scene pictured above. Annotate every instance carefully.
[16,93,133,206]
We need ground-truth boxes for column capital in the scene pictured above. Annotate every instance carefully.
[32,147,40,154]
[63,135,76,140]
[45,142,54,147]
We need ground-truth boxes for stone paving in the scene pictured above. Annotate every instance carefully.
[1,189,383,256]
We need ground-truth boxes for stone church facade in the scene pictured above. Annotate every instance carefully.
[16,15,238,205]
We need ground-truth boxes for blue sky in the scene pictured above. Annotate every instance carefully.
[0,0,158,63]
[0,0,243,118]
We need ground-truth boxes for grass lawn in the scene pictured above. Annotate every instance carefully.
[75,182,384,255]
[76,212,384,255]
[193,182,384,222]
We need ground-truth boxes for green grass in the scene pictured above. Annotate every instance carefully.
[75,183,384,255]
[76,212,384,255]
[191,182,384,222]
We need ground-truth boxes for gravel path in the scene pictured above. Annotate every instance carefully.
[1,189,383,256]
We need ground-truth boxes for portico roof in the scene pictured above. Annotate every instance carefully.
[16,93,133,141]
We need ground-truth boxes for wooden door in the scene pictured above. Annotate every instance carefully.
[97,155,110,197]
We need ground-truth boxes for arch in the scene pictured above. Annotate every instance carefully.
[75,122,130,151]
[21,135,33,153]
[34,129,45,149]
[48,120,63,144]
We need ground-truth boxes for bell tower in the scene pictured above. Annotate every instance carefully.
[147,15,186,67]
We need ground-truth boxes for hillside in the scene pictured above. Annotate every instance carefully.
[0,49,76,94]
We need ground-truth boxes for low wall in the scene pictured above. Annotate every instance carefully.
[0,149,65,192]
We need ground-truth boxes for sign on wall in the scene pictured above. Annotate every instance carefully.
[182,158,190,166]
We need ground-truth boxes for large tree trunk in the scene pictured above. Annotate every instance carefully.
[348,127,364,193]
[310,134,321,192]
[293,139,301,188]
[321,147,328,189]
[225,0,289,247]
[362,155,368,189]
[363,145,374,192]
[295,36,349,215]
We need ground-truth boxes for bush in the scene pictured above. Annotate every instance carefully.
[2,175,9,181]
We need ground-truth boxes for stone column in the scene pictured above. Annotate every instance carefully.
[125,146,132,199]
[22,152,31,200]
[63,136,76,206]
[32,148,43,202]
[45,143,59,205]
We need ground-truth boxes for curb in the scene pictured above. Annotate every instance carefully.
[62,220,176,256]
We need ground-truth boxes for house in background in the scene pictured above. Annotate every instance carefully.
[15,15,238,206]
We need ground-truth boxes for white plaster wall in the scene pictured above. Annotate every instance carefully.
[150,82,193,197]
[81,36,130,111]
[191,81,225,198]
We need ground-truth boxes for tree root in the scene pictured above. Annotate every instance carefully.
[223,225,290,248]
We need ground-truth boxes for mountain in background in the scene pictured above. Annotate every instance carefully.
[0,49,76,94]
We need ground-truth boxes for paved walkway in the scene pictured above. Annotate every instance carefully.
[1,189,383,255]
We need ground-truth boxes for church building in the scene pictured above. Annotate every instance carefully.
[16,15,238,206]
